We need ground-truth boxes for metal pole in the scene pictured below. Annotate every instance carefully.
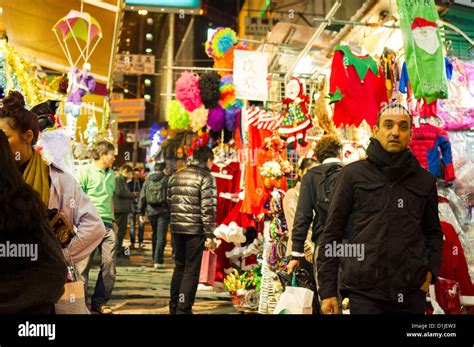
[133,13,145,166]
[165,13,175,122]
[284,0,341,81]
[175,16,195,62]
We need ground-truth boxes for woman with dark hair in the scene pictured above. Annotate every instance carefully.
[0,129,67,314]
[0,91,106,265]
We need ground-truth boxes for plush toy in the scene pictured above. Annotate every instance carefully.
[278,77,312,149]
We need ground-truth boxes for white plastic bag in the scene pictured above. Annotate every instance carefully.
[273,286,314,314]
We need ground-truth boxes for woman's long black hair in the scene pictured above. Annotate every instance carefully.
[0,129,47,238]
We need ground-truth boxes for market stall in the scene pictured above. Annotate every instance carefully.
[145,0,473,314]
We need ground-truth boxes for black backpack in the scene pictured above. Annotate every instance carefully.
[145,175,169,207]
[312,163,343,243]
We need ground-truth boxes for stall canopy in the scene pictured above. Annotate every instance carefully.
[0,0,122,84]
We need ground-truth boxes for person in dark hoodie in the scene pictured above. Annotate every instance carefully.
[138,162,170,268]
[317,103,443,314]
[113,164,134,257]
[0,129,67,314]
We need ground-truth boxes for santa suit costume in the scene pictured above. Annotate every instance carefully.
[278,78,312,149]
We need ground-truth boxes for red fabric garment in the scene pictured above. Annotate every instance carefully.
[214,201,258,283]
[438,221,474,296]
[409,123,455,181]
[434,277,462,314]
[212,162,241,225]
[214,240,235,283]
[241,125,272,215]
[418,99,438,118]
[329,49,388,127]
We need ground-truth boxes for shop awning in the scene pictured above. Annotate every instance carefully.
[0,0,122,84]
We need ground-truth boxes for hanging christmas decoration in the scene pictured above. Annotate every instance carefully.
[168,100,190,129]
[175,71,203,112]
[0,40,42,106]
[278,77,312,149]
[52,10,102,139]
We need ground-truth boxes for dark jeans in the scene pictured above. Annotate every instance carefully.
[75,224,117,310]
[170,233,204,314]
[149,213,170,264]
[129,212,144,245]
[347,290,427,314]
[115,212,129,252]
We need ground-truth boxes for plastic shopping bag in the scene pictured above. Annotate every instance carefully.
[274,273,314,314]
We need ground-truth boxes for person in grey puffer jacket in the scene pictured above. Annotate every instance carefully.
[167,146,217,314]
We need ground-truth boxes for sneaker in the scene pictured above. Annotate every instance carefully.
[139,243,145,249]
[93,305,113,314]
[154,263,165,269]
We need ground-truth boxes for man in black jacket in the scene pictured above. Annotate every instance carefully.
[286,135,343,313]
[167,146,217,314]
[318,103,443,314]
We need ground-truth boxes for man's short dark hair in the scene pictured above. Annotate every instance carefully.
[91,141,115,160]
[154,162,166,172]
[377,102,413,127]
[121,164,133,173]
[193,146,214,163]
[315,134,342,163]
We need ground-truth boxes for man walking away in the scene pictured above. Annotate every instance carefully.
[168,146,217,314]
[286,134,344,313]
[138,162,170,268]
[76,141,117,314]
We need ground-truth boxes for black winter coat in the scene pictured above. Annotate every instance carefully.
[317,139,443,301]
[167,160,217,237]
[113,175,134,214]
[291,161,343,254]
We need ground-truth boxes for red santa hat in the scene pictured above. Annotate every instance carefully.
[411,17,437,30]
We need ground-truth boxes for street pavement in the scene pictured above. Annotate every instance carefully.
[87,224,236,314]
